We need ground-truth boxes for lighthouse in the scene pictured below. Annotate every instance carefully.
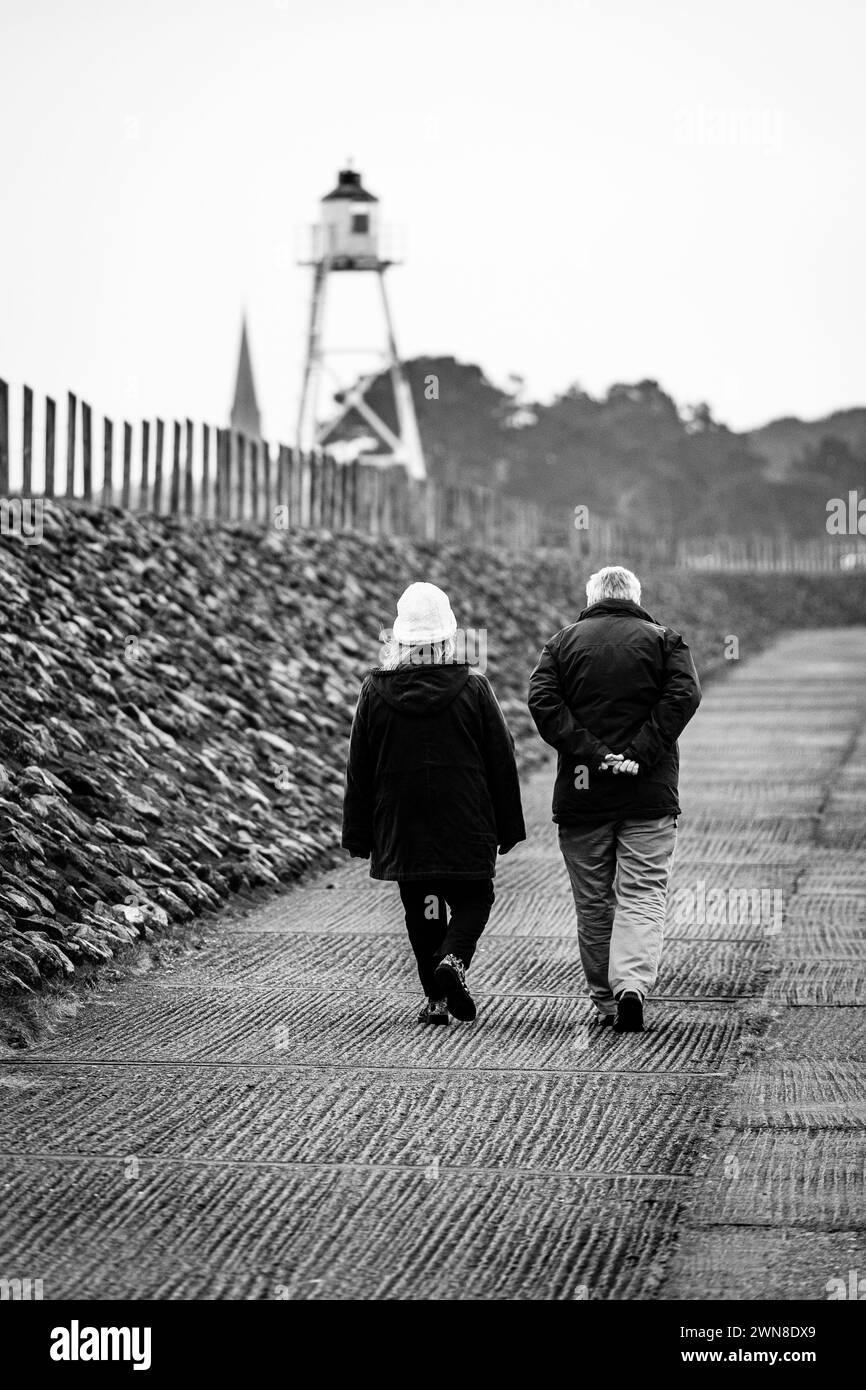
[295,167,426,481]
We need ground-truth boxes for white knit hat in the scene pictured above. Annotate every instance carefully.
[391,582,457,645]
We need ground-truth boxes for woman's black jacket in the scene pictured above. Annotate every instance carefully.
[341,663,526,881]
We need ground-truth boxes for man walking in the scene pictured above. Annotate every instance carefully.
[528,566,701,1032]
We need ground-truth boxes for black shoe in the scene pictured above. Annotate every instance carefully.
[614,990,644,1033]
[417,998,449,1026]
[595,1013,616,1028]
[433,953,477,1022]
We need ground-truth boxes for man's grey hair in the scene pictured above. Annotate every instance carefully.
[586,565,641,606]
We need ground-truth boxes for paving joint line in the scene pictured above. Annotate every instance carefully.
[0,1150,697,1182]
[0,1059,734,1078]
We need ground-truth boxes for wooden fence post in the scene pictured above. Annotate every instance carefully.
[302,448,310,524]
[405,477,418,537]
[122,422,132,509]
[293,447,302,524]
[365,466,376,535]
[201,424,211,520]
[353,463,363,532]
[366,462,375,533]
[340,460,351,530]
[184,418,194,516]
[320,453,330,528]
[65,392,77,499]
[226,430,235,521]
[276,445,289,526]
[329,455,337,528]
[308,451,318,527]
[236,433,246,521]
[480,487,493,548]
[380,467,391,536]
[436,480,446,541]
[399,471,410,536]
[102,416,114,506]
[318,451,327,527]
[249,440,259,523]
[44,396,56,499]
[227,428,236,520]
[347,460,358,531]
[153,418,164,513]
[260,440,269,524]
[22,385,33,495]
[291,445,299,525]
[263,440,274,527]
[225,428,234,521]
[425,479,436,542]
[214,429,223,519]
[397,474,407,536]
[228,432,236,520]
[281,446,291,525]
[0,379,8,496]
[379,467,389,535]
[140,420,151,510]
[170,422,183,517]
[81,402,92,501]
[382,467,392,535]
[416,476,425,540]
[332,457,342,529]
[283,445,292,524]
[334,457,342,529]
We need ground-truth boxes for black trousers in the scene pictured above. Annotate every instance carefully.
[398,878,495,998]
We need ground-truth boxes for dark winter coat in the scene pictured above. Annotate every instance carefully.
[528,598,701,824]
[341,664,526,880]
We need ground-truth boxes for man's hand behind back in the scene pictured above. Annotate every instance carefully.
[598,752,639,776]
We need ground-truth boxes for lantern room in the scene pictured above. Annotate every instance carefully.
[317,167,380,268]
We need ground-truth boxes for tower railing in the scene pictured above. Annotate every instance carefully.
[295,223,406,266]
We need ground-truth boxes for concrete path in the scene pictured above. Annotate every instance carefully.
[1,628,864,1300]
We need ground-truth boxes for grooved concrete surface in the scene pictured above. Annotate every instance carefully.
[1,628,865,1300]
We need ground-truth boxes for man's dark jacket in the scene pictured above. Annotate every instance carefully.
[528,598,701,824]
[342,664,526,880]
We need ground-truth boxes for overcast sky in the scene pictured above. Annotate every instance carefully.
[1,0,863,444]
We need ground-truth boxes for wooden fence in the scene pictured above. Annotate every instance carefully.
[2,378,863,571]
[0,378,545,551]
[674,534,866,572]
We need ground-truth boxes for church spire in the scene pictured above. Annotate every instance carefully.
[230,315,262,438]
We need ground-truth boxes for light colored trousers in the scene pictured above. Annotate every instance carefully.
[558,815,678,1016]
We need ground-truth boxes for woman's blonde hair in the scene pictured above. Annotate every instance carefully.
[379,635,457,670]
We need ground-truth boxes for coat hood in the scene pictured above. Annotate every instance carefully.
[369,663,473,717]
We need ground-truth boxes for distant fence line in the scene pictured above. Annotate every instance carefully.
[674,535,864,572]
[1,378,864,571]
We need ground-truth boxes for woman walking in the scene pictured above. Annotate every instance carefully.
[342,582,526,1025]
